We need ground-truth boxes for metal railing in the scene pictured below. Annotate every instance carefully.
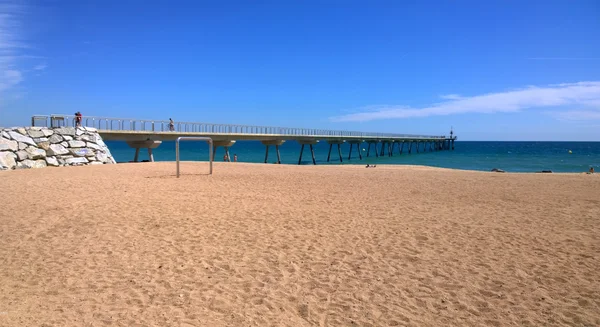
[31,114,447,139]
[176,137,213,177]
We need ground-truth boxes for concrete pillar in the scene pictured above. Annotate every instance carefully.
[127,140,162,162]
[298,139,318,165]
[261,140,285,164]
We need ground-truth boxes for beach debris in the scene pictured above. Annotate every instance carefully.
[491,168,505,173]
[537,170,553,173]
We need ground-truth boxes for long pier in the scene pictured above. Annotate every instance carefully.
[31,114,457,164]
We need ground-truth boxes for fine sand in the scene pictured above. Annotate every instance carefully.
[0,162,599,326]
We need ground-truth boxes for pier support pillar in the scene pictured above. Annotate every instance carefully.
[127,140,163,162]
[298,139,318,165]
[399,141,404,155]
[408,141,413,154]
[327,140,345,163]
[261,140,285,164]
[212,140,236,162]
[347,140,363,160]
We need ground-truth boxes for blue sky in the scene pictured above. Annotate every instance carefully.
[1,0,599,140]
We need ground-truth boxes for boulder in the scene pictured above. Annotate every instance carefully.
[17,159,47,169]
[1,130,9,139]
[48,134,63,144]
[47,144,69,156]
[18,142,27,150]
[90,161,103,165]
[16,128,27,135]
[60,141,69,147]
[28,129,45,138]
[66,157,89,165]
[42,128,54,137]
[0,137,18,151]
[8,131,36,146]
[63,135,73,141]
[80,134,97,143]
[70,148,96,157]
[85,127,97,132]
[54,127,76,136]
[45,156,59,166]
[76,128,85,136]
[25,146,47,159]
[68,140,86,148]
[86,142,102,151]
[491,168,505,173]
[33,137,49,143]
[37,141,51,151]
[96,151,108,163]
[16,150,28,161]
[0,152,17,169]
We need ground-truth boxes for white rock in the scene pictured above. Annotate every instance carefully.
[16,128,27,135]
[28,129,45,138]
[33,137,49,143]
[42,128,54,137]
[47,144,70,156]
[76,128,85,136]
[1,130,9,139]
[86,142,102,150]
[16,150,28,161]
[70,148,96,157]
[96,151,108,162]
[53,127,76,136]
[18,142,27,150]
[80,134,98,143]
[45,156,59,166]
[85,127,97,132]
[0,152,17,169]
[48,134,63,144]
[90,161,103,165]
[66,157,89,165]
[69,140,86,148]
[0,137,18,151]
[63,135,73,141]
[60,141,69,147]
[17,159,47,169]
[8,131,36,146]
[25,146,47,159]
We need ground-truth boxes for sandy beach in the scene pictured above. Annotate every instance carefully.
[0,162,598,326]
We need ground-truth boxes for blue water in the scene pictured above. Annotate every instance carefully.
[105,141,600,173]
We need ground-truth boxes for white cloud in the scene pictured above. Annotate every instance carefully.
[0,1,27,95]
[330,82,600,122]
[439,94,462,100]
[551,110,600,121]
[33,63,46,70]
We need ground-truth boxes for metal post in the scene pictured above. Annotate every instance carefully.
[327,144,333,162]
[348,143,353,160]
[337,143,343,162]
[176,136,213,177]
[310,144,316,165]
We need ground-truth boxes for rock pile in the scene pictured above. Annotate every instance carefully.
[0,126,116,170]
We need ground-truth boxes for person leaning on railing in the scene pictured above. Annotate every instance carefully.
[169,118,175,131]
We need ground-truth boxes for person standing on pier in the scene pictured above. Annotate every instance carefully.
[75,111,82,127]
[169,118,175,131]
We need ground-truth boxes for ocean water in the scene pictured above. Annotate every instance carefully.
[105,140,600,173]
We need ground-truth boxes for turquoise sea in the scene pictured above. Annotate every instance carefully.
[105,141,600,173]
